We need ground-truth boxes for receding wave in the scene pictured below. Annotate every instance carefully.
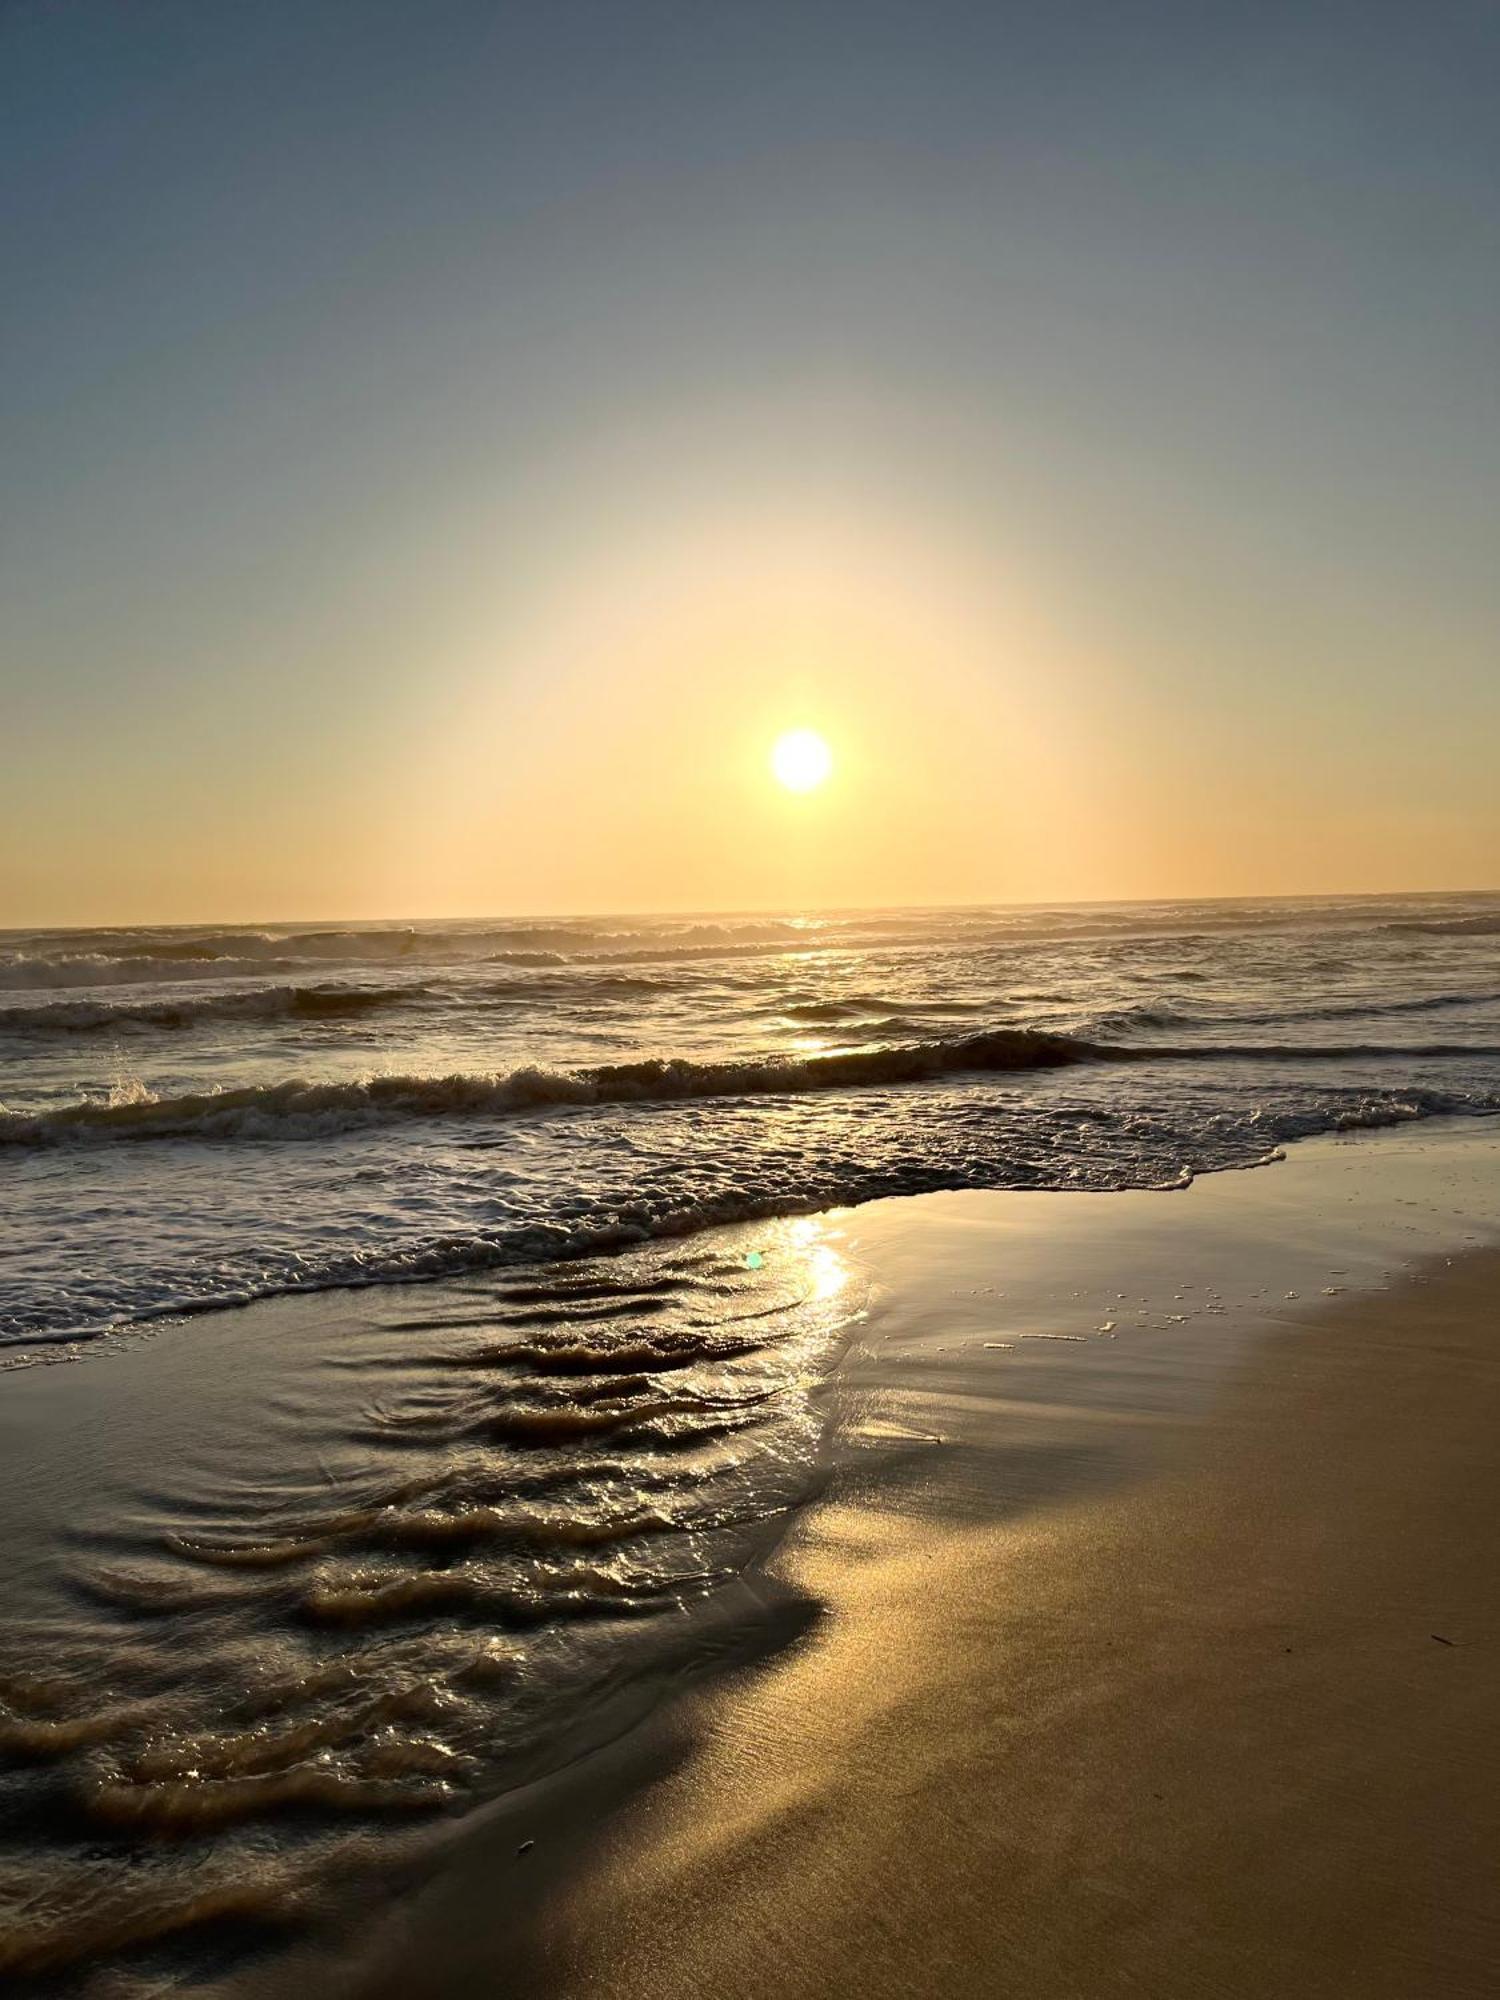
[0,1029,1107,1146]
[12,1079,1497,1348]
[0,985,419,1035]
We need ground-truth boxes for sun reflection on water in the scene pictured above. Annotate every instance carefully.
[0,1214,868,1986]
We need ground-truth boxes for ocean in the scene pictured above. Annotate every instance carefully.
[4,892,1500,1350]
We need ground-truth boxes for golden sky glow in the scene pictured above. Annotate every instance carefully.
[3,7,1498,925]
[8,469,1498,924]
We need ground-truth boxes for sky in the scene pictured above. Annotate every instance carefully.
[3,0,1498,924]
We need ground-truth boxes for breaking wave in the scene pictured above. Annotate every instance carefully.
[8,1027,1500,1148]
[0,1028,1107,1145]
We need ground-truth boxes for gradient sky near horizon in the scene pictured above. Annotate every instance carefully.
[4,0,1498,925]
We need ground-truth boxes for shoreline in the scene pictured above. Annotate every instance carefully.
[2,1121,1498,1993]
[280,1120,1500,1999]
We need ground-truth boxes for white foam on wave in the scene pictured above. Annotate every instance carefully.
[7,1077,1496,1348]
[0,1029,1107,1145]
[10,1025,1500,1150]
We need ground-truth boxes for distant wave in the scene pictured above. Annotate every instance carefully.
[780,997,885,1022]
[0,971,719,1034]
[1227,988,1500,1026]
[1089,990,1500,1036]
[0,985,419,1035]
[0,953,307,990]
[0,1029,1108,1145]
[14,918,824,965]
[1384,917,1500,938]
[0,926,837,989]
[471,970,676,1000]
[1082,1005,1191,1034]
[485,937,844,969]
[8,899,1500,991]
[1166,1041,1500,1063]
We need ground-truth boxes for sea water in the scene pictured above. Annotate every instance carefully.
[4,892,1500,1348]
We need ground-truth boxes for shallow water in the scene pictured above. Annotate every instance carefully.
[3,892,1499,1348]
[0,1214,860,1987]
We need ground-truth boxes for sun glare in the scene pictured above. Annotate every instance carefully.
[770,728,833,794]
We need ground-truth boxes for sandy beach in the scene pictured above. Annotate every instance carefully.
[3,1123,1498,1992]
[226,1121,1500,2000]
[10,8,1500,1992]
[501,1256,1500,2000]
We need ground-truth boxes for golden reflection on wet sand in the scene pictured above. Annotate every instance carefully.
[0,1218,862,1986]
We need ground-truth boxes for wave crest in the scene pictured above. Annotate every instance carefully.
[0,1029,1105,1146]
[9,1025,1500,1148]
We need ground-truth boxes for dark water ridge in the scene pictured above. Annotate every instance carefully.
[9,976,1500,1043]
[1384,915,1500,936]
[0,983,422,1035]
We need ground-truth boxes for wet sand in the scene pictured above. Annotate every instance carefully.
[515,1255,1500,1998]
[331,1128,1500,1999]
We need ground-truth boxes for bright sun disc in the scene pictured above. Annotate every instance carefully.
[770,728,833,793]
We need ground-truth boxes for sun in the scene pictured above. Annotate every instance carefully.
[770,727,833,793]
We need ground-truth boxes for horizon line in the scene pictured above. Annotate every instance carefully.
[5,883,1497,934]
